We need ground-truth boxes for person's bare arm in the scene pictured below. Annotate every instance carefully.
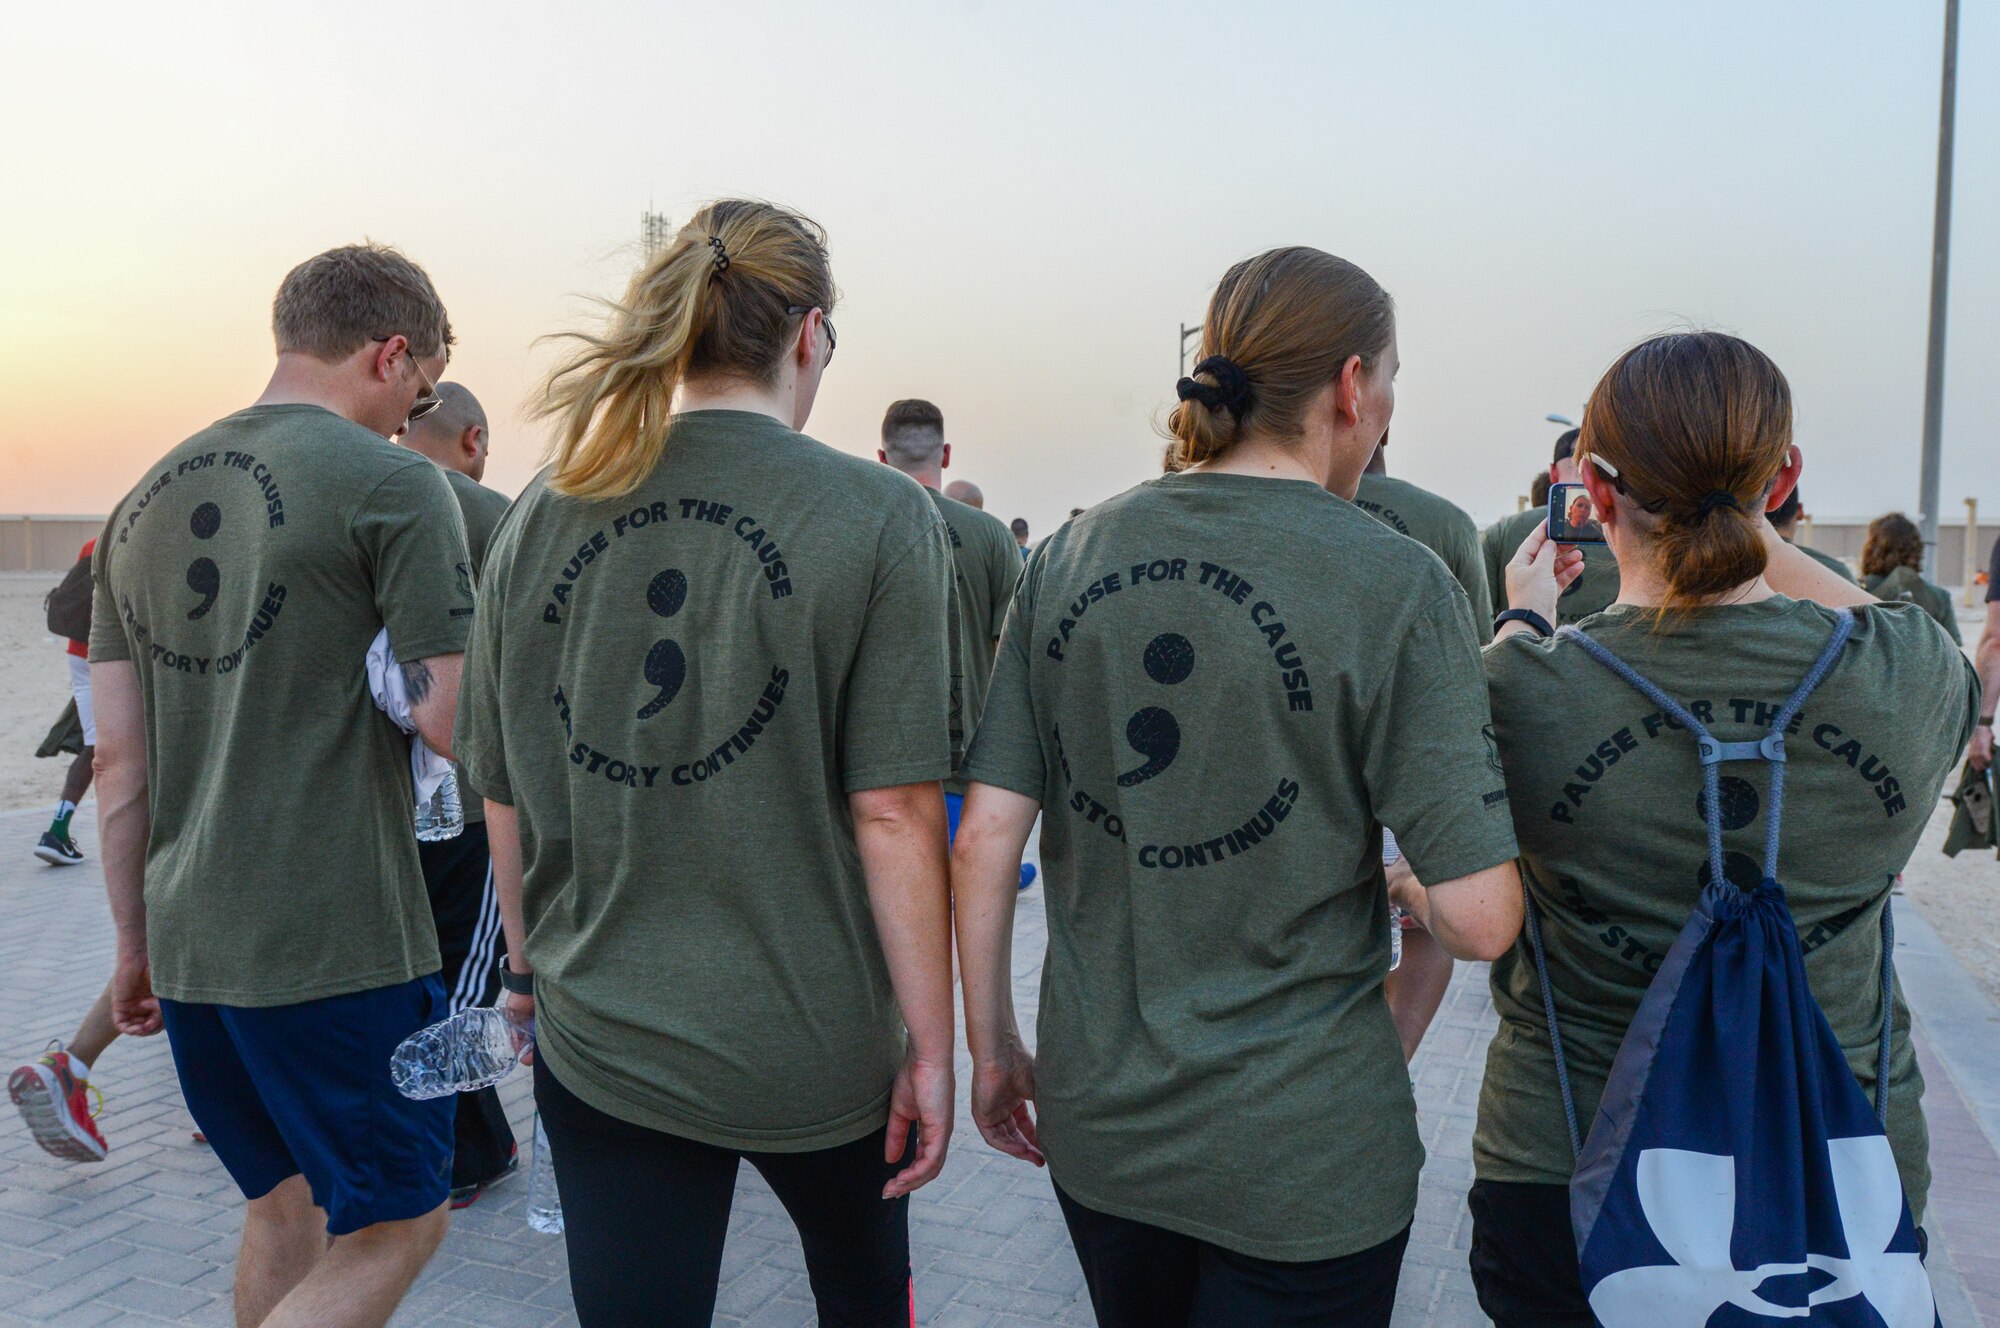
[1381,856,1454,1061]
[399,653,464,759]
[488,799,536,1057]
[851,781,956,1197]
[91,661,161,1036]
[1390,860,1522,962]
[1970,603,2000,772]
[951,782,1045,1165]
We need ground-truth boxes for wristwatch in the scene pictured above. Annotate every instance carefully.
[498,959,535,997]
[1495,608,1554,639]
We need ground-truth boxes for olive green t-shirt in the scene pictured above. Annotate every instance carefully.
[1482,506,1622,624]
[455,410,956,1151]
[961,471,1520,1261]
[443,468,513,823]
[928,487,1019,794]
[1477,599,1978,1220]
[88,403,473,1005]
[1354,473,1494,643]
[1793,540,1858,585]
[1865,566,1962,645]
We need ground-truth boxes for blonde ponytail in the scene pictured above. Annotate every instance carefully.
[536,200,835,501]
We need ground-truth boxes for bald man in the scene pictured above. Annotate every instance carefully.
[396,383,518,1206]
[943,479,984,509]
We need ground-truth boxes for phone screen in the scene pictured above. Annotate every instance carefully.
[1547,482,1606,544]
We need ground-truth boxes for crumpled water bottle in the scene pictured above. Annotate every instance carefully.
[526,1114,563,1234]
[389,1005,534,1100]
[414,770,464,842]
[1382,828,1404,972]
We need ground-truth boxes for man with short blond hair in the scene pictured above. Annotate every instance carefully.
[90,242,471,1327]
[944,478,984,509]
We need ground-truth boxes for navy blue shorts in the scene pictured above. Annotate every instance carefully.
[160,975,453,1235]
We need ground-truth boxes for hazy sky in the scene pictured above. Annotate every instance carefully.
[2,1,1993,540]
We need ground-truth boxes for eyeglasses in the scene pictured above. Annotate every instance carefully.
[785,306,836,365]
[372,335,445,422]
[1581,449,1668,514]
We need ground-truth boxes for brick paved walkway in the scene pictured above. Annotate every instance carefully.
[2,805,1995,1325]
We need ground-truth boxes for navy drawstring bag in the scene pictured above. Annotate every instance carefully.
[1525,609,1939,1326]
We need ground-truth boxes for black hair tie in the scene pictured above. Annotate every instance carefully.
[1175,355,1253,418]
[707,236,730,273]
[1694,490,1739,520]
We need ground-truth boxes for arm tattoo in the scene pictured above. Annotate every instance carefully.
[400,659,435,707]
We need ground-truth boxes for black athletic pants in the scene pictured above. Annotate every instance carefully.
[1467,1179,1931,1327]
[535,1057,915,1328]
[1053,1181,1411,1328]
[417,821,516,1189]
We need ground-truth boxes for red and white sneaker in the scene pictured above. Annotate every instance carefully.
[8,1043,108,1163]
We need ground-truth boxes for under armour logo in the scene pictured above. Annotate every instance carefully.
[1591,1139,1934,1327]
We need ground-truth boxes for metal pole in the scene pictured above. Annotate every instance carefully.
[1918,0,1960,576]
[1965,497,1981,606]
[1179,323,1201,378]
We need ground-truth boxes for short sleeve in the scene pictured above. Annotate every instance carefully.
[1361,591,1519,885]
[86,520,130,663]
[1481,523,1509,621]
[454,521,514,807]
[838,509,956,793]
[988,527,1021,639]
[960,562,1045,801]
[1451,520,1495,644]
[354,461,475,661]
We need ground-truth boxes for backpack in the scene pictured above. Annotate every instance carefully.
[1524,609,1939,1327]
[44,553,93,642]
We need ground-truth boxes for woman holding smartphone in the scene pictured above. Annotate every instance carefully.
[456,200,957,1327]
[951,246,1527,1327]
[1472,332,1977,1326]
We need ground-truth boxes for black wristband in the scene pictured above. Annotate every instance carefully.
[1495,608,1554,639]
[1980,715,1995,728]
[498,962,534,997]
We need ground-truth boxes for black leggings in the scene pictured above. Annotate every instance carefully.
[1054,1181,1411,1328]
[535,1057,913,1328]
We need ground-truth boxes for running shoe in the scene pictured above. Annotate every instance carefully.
[8,1043,107,1163]
[449,1144,520,1209]
[32,833,84,867]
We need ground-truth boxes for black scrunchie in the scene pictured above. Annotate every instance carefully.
[1694,490,1739,520]
[1176,355,1253,419]
[707,236,730,274]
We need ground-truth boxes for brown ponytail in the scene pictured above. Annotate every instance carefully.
[536,199,836,501]
[1165,247,1394,470]
[1579,333,1792,620]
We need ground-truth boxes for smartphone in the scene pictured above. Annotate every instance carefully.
[1547,482,1606,544]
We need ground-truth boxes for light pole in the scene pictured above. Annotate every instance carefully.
[1918,0,1960,576]
[1545,413,1576,429]
[1179,323,1201,377]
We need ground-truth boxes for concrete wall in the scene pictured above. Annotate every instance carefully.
[0,517,104,574]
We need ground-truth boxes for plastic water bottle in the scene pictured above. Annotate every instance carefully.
[526,1114,563,1234]
[1382,828,1404,972]
[414,771,464,842]
[389,1005,533,1100]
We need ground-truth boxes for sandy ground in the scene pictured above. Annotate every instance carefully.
[5,570,1996,1003]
